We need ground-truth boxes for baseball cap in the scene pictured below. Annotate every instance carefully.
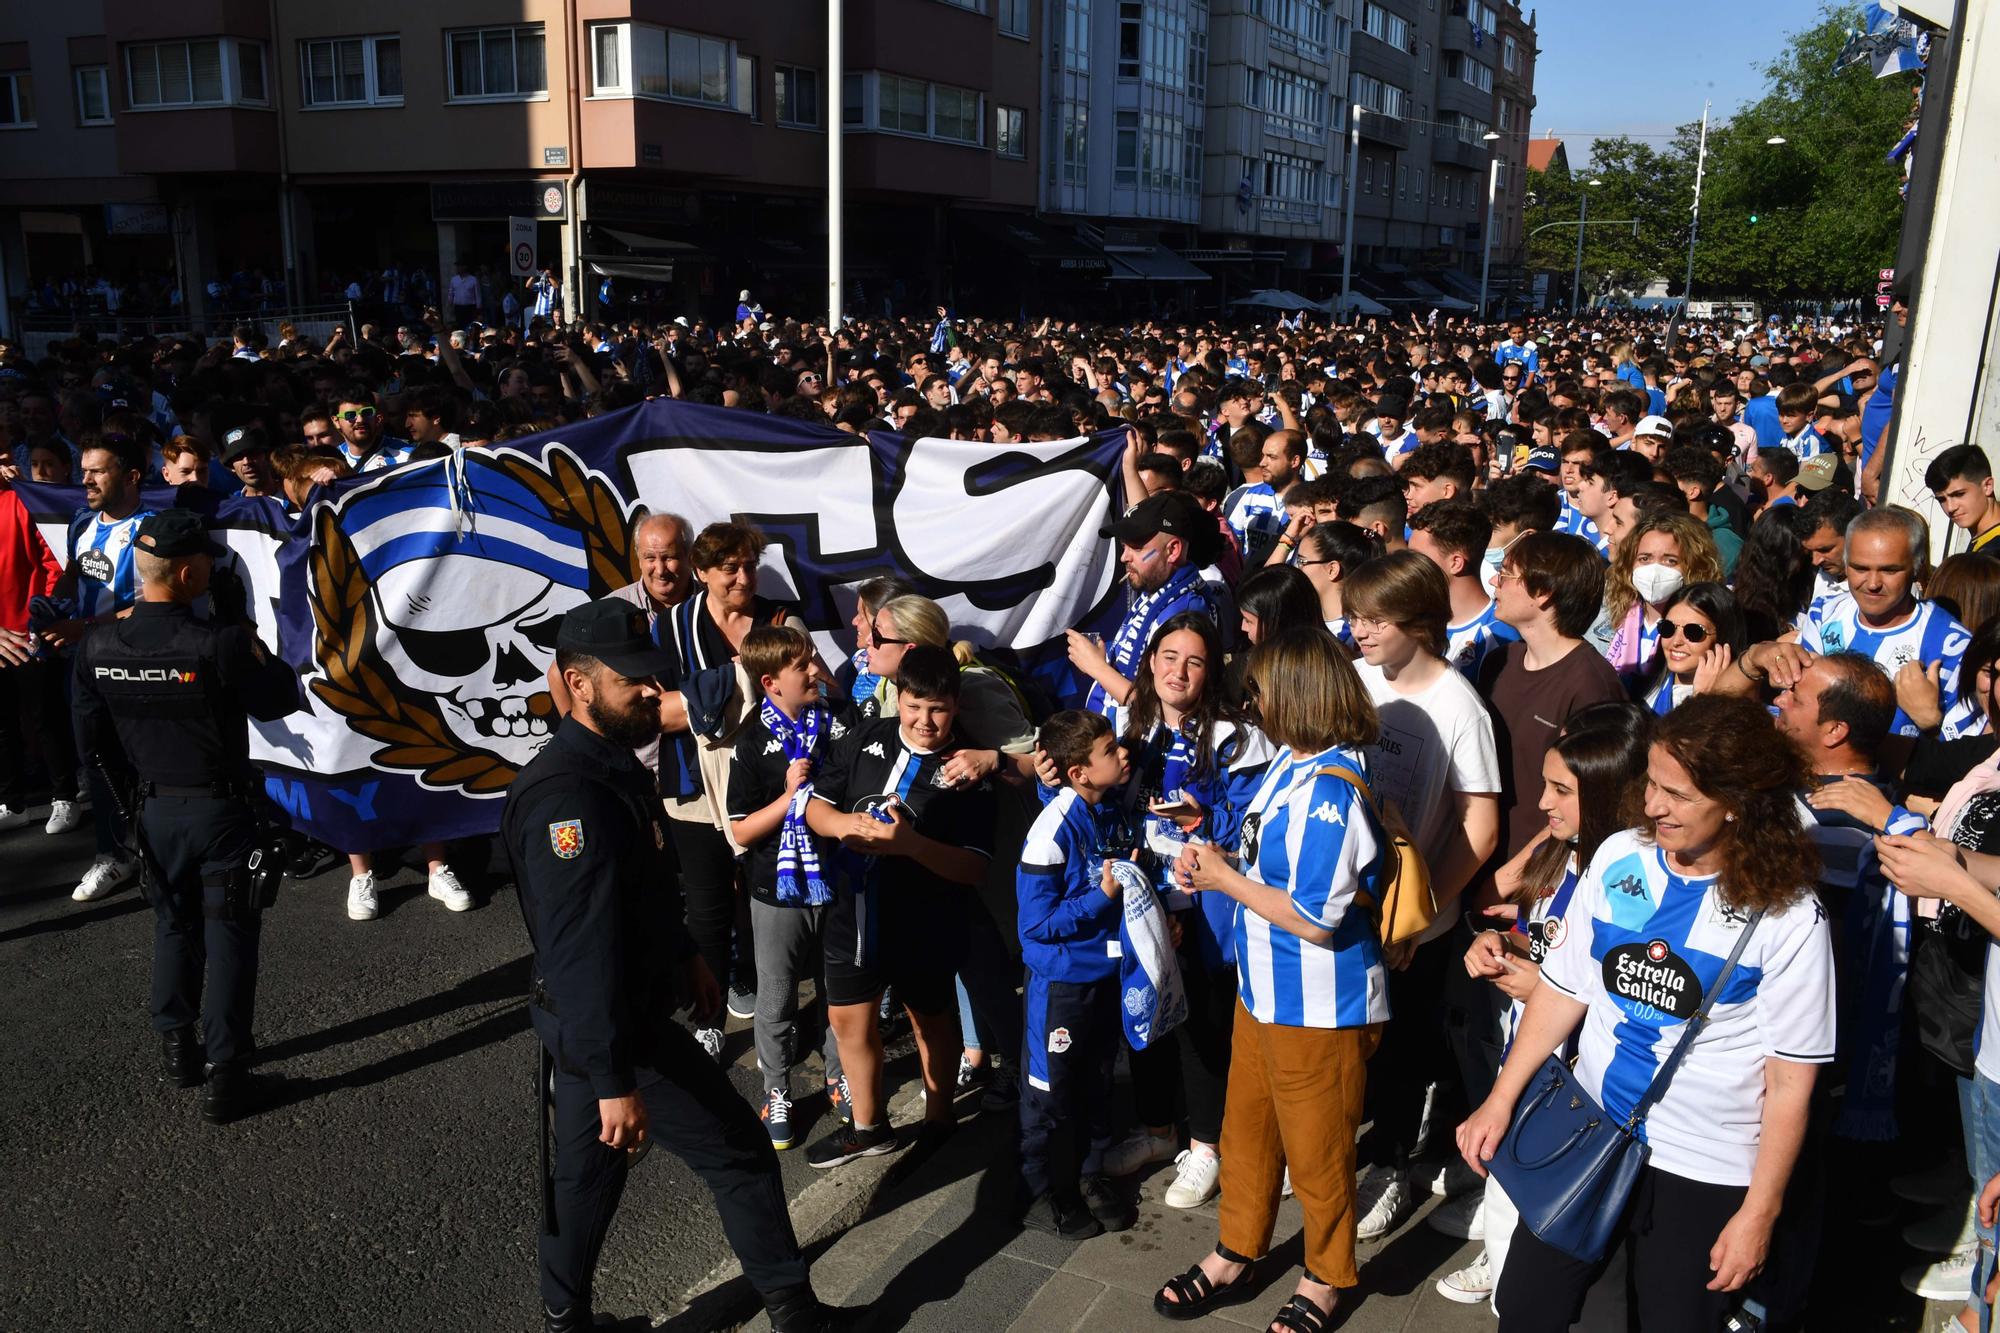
[557,598,675,680]
[1101,492,1220,563]
[1796,454,1839,492]
[1522,444,1560,475]
[134,509,224,558]
[220,424,270,462]
[1635,414,1674,439]
[738,289,752,301]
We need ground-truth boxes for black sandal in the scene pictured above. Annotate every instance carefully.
[1152,1245,1259,1321]
[1266,1287,1337,1333]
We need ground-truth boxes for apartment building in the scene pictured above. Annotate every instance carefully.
[0,1,1043,331]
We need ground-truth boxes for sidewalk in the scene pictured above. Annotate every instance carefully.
[722,1104,1499,1333]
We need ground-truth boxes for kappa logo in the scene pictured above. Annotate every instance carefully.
[1821,623,1847,651]
[1047,1026,1072,1054]
[548,819,586,859]
[1309,800,1344,825]
[830,719,848,739]
[763,739,784,756]
[863,741,887,758]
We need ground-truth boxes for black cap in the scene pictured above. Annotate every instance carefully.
[1102,492,1221,564]
[219,424,269,463]
[1694,423,1737,457]
[556,598,674,679]
[1522,444,1560,475]
[134,509,224,559]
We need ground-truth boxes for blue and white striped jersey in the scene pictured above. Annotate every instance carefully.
[68,508,155,621]
[1231,744,1390,1030]
[1540,829,1835,1187]
[341,436,417,473]
[1222,482,1284,553]
[1445,599,1521,681]
[1553,498,1611,558]
[1798,596,1969,736]
[1782,426,1831,461]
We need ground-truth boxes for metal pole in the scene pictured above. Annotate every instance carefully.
[1681,100,1710,308]
[1571,189,1588,311]
[1339,103,1361,320]
[827,0,844,332]
[1478,155,1499,319]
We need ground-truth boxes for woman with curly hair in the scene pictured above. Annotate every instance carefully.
[1458,695,1833,1332]
[1597,509,1725,684]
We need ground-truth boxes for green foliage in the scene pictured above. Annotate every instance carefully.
[1523,3,1913,301]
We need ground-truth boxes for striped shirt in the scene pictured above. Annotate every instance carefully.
[1231,744,1390,1029]
[1444,599,1520,680]
[1798,596,1969,736]
[1553,497,1611,558]
[68,508,154,621]
[1540,830,1834,1187]
[342,436,418,473]
[1222,482,1285,553]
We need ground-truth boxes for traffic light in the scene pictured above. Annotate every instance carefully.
[1749,214,1760,224]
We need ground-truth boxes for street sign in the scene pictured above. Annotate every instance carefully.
[508,216,537,279]
[1876,267,1894,308]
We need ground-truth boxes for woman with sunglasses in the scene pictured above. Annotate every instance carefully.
[1635,582,1749,717]
[1092,612,1274,1209]
[1599,510,1725,684]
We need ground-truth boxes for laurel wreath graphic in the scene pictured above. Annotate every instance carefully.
[307,446,635,794]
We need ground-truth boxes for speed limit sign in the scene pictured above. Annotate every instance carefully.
[509,217,538,278]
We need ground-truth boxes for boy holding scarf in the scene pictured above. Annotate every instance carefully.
[728,626,845,1151]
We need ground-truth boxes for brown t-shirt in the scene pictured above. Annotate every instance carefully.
[1478,638,1627,862]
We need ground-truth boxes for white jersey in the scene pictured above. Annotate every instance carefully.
[1798,597,1970,737]
[1539,829,1835,1187]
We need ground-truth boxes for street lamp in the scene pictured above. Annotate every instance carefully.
[1478,132,1502,319]
[1339,102,1363,320]
[1765,135,1787,145]
[1571,178,1602,311]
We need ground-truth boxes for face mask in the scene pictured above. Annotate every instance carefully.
[1481,546,1505,597]
[1632,563,1686,605]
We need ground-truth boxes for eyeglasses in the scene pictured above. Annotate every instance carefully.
[871,621,911,646]
[1494,569,1524,586]
[1658,619,1710,644]
[1296,557,1335,568]
[337,407,377,422]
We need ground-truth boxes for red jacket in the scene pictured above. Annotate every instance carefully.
[0,487,62,632]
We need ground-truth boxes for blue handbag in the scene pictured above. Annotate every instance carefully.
[1488,909,1763,1263]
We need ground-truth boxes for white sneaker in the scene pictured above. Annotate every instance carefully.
[1282,1166,1293,1197]
[1103,1129,1179,1177]
[43,799,85,835]
[346,872,379,921]
[695,1027,725,1062]
[1903,1245,1977,1301]
[1431,1156,1484,1199]
[0,804,36,832]
[1904,1197,1977,1254]
[72,853,135,902]
[1355,1165,1415,1241]
[1426,1188,1486,1240]
[1164,1145,1221,1208]
[1435,1250,1493,1304]
[426,864,472,912]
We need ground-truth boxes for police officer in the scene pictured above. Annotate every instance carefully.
[503,599,848,1333]
[71,509,300,1124]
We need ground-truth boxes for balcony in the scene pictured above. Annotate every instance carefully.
[1436,73,1494,119]
[1355,110,1410,152]
[1429,134,1490,171]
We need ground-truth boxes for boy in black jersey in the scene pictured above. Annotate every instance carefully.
[801,646,997,1169]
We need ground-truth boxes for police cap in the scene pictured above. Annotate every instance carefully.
[557,598,674,679]
[134,509,225,559]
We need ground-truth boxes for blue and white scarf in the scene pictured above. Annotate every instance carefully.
[1109,566,1205,684]
[761,699,832,905]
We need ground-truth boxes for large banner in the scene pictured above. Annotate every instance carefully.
[20,400,1128,850]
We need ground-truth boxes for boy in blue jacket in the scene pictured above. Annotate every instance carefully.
[1017,710,1134,1238]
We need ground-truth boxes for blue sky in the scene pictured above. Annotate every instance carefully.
[1526,0,1833,161]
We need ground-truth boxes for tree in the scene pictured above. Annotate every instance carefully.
[1522,3,1913,303]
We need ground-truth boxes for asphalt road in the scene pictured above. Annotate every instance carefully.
[0,813,842,1333]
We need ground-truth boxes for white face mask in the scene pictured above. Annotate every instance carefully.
[1481,546,1506,598]
[1632,563,1686,605]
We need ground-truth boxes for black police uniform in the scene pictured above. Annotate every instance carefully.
[70,512,300,1117]
[502,599,827,1332]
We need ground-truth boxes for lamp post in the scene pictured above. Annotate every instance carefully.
[827,0,843,331]
[1339,102,1362,320]
[1679,101,1710,314]
[1570,177,1602,311]
[1478,131,1502,319]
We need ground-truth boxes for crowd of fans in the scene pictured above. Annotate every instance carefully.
[4,287,1998,1332]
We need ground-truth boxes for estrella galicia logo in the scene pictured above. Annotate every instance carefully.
[1239,812,1263,866]
[1604,937,1703,1021]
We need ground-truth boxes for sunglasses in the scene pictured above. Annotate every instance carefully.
[1658,619,1710,644]
[871,621,911,646]
[337,407,377,422]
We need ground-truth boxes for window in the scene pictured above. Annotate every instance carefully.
[593,25,743,109]
[1117,2,1141,79]
[1115,109,1138,185]
[1444,52,1493,93]
[299,36,402,108]
[736,54,755,116]
[1397,163,1406,199]
[74,66,110,124]
[1062,0,1090,74]
[1263,151,1322,205]
[1060,100,1088,184]
[1459,0,1497,33]
[448,25,546,101]
[1261,0,1330,57]
[996,104,1025,158]
[1334,14,1351,53]
[1503,34,1519,73]
[932,85,979,143]
[860,72,982,144]
[999,0,1030,37]
[878,73,927,133]
[1348,72,1405,120]
[775,65,819,128]
[0,73,33,127]
[1187,24,1207,101]
[1445,111,1490,143]
[1263,67,1325,141]
[125,40,267,109]
[843,72,862,125]
[1361,3,1408,50]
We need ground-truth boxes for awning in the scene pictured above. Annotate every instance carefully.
[957,212,1111,272]
[1105,245,1211,283]
[592,226,699,254]
[588,259,675,281]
